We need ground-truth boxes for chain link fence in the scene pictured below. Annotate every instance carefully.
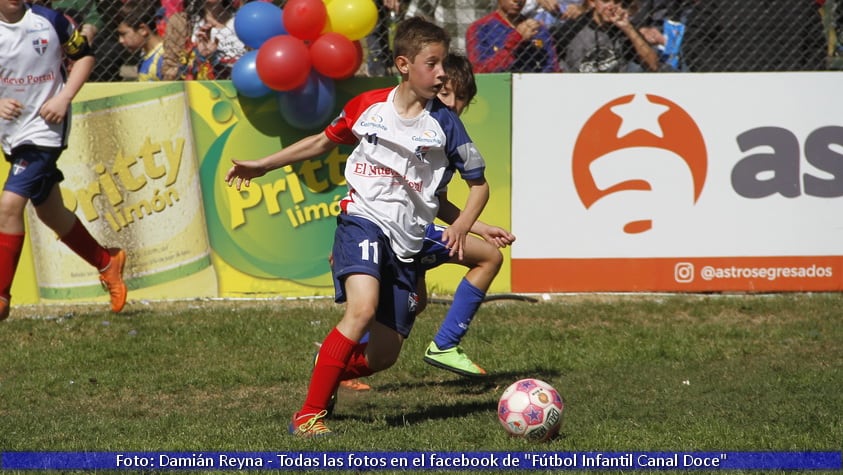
[46,0,843,81]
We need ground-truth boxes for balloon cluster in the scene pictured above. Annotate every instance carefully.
[231,0,378,128]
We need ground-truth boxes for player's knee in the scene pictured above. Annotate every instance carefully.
[480,249,504,274]
[341,306,377,335]
[345,301,378,321]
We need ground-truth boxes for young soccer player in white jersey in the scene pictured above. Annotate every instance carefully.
[224,17,490,437]
[335,54,515,389]
[0,0,127,320]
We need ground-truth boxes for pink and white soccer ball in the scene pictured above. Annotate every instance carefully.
[497,378,564,441]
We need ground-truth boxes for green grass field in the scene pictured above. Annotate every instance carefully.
[1,293,841,474]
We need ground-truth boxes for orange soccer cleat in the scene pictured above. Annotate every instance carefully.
[99,248,127,312]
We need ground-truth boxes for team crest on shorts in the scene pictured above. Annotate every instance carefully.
[407,292,419,314]
[12,159,29,176]
[33,38,48,55]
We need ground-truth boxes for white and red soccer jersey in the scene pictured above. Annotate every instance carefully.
[0,4,92,155]
[326,87,486,259]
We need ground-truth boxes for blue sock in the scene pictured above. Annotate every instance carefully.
[433,278,485,350]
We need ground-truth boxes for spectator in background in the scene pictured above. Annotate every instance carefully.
[30,0,133,81]
[681,0,827,72]
[163,0,247,80]
[364,0,400,76]
[115,0,167,80]
[466,0,561,72]
[564,0,662,72]
[522,0,586,65]
[161,0,184,18]
[633,0,695,70]
[523,0,585,28]
[404,0,489,54]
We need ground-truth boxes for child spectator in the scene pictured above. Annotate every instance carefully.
[466,0,561,72]
[162,0,247,80]
[116,0,167,80]
[633,0,695,70]
[565,0,662,72]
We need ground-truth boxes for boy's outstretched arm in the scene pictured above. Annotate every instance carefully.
[225,132,337,190]
[441,178,489,260]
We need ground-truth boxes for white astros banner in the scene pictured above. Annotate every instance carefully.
[511,72,843,292]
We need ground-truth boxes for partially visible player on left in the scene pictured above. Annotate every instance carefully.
[0,0,128,320]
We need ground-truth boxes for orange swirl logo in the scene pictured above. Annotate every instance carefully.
[572,93,707,234]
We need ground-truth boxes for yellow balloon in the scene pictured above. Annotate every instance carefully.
[325,0,378,41]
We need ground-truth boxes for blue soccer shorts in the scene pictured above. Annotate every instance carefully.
[418,223,453,273]
[331,213,420,338]
[3,146,65,206]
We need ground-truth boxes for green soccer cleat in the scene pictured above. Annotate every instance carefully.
[288,410,333,438]
[423,342,487,378]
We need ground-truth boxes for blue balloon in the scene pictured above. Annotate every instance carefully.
[234,2,287,49]
[232,50,272,98]
[278,71,336,130]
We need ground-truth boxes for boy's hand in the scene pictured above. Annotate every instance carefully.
[225,159,268,190]
[0,98,23,121]
[441,222,471,261]
[39,95,71,124]
[479,225,516,248]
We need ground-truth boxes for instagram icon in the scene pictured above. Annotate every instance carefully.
[675,263,695,283]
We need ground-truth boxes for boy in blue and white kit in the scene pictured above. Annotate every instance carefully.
[0,0,127,320]
[115,1,166,81]
[224,17,489,437]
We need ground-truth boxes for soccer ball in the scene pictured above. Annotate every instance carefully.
[497,378,564,441]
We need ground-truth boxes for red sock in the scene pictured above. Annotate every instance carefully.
[0,232,25,299]
[340,343,375,380]
[59,219,110,270]
[298,327,355,417]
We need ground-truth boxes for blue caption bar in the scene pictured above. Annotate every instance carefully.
[2,451,841,471]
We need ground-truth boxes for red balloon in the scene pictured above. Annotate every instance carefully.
[310,32,363,80]
[282,0,327,41]
[256,35,312,91]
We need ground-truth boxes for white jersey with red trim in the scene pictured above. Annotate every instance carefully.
[0,4,91,154]
[326,87,486,259]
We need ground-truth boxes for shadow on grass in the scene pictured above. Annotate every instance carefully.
[331,366,564,427]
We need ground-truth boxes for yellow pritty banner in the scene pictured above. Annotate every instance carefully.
[27,82,218,303]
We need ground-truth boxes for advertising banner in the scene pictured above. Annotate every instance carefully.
[511,73,843,292]
[27,82,218,303]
